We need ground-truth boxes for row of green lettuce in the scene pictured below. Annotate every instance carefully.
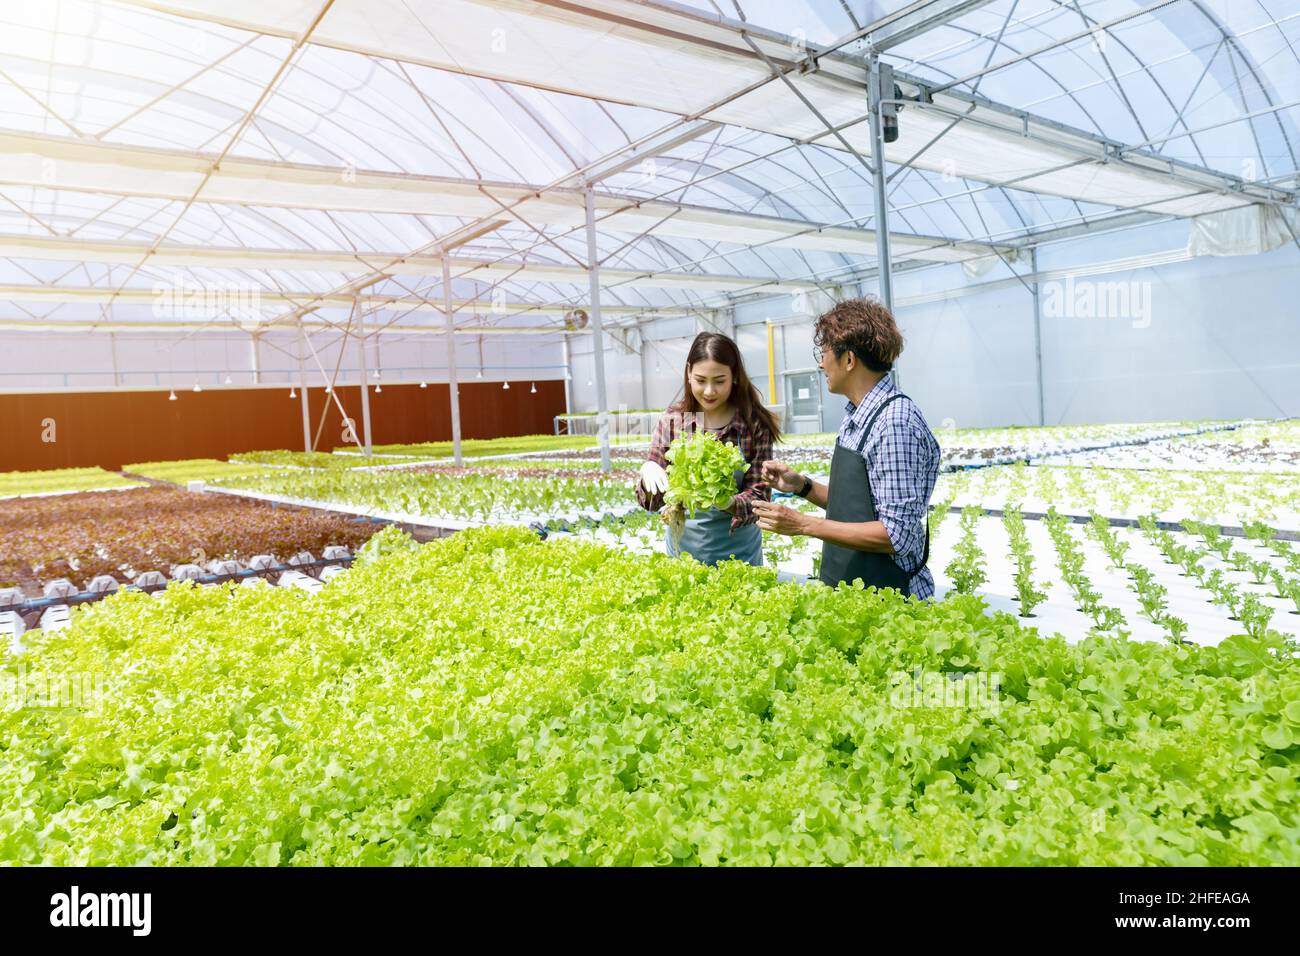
[208,468,633,521]
[1,434,614,498]
[339,434,604,457]
[0,467,144,498]
[1,526,1295,865]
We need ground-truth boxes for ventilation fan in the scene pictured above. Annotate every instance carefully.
[563,308,589,331]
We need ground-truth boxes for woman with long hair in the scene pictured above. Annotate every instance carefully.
[636,332,781,566]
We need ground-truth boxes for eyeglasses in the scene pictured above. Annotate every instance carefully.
[813,345,826,364]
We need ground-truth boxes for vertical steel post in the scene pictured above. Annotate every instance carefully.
[249,331,261,385]
[1031,247,1046,426]
[868,55,897,388]
[868,56,895,314]
[355,302,373,456]
[109,331,120,387]
[766,319,778,405]
[583,185,612,474]
[297,323,312,452]
[561,333,573,420]
[441,255,463,466]
[637,322,649,412]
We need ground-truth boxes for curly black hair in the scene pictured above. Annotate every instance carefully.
[813,297,904,372]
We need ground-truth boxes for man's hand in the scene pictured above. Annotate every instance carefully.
[753,500,810,536]
[639,460,668,495]
[760,460,804,494]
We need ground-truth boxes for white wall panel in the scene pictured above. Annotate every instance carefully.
[0,329,564,391]
[894,283,1042,429]
[567,339,642,412]
[1040,245,1300,422]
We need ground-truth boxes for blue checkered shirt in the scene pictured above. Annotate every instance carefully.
[836,376,941,599]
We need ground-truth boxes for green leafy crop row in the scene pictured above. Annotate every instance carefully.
[938,463,1300,526]
[1003,506,1046,618]
[0,467,144,498]
[944,506,988,596]
[2,528,1296,865]
[211,468,632,523]
[229,450,426,470]
[122,459,278,484]
[348,434,602,458]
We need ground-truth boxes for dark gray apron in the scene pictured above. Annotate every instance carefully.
[819,393,929,594]
[665,465,764,567]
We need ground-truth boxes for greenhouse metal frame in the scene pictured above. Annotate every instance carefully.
[1,0,1297,460]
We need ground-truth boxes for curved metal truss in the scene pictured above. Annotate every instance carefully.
[0,0,1296,340]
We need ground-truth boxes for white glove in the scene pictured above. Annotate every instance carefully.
[639,460,668,495]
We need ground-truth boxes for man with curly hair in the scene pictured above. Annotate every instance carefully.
[754,298,941,598]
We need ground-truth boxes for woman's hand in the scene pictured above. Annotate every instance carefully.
[752,500,811,536]
[760,460,804,494]
[639,460,668,495]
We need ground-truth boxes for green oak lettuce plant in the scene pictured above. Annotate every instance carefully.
[661,430,746,543]
[663,430,747,518]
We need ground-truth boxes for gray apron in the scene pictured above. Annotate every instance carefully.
[666,465,764,567]
[820,393,928,593]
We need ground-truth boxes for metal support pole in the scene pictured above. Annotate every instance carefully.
[766,319,778,405]
[297,324,311,452]
[355,302,373,456]
[249,332,261,385]
[109,331,120,387]
[441,255,463,466]
[1031,247,1046,426]
[561,334,574,418]
[584,185,612,474]
[868,56,897,388]
[868,56,895,315]
[637,322,649,412]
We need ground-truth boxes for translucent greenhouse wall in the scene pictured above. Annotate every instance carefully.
[1033,229,1300,424]
[568,315,703,414]
[570,221,1300,430]
[0,331,566,392]
[886,220,1300,427]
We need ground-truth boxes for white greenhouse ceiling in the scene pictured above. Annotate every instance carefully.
[0,0,1296,336]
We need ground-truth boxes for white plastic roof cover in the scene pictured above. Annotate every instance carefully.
[0,0,1295,335]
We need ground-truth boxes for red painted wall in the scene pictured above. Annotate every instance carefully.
[0,381,567,471]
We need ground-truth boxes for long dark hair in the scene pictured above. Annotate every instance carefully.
[681,332,781,444]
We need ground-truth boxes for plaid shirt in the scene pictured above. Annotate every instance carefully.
[637,403,772,530]
[837,375,941,599]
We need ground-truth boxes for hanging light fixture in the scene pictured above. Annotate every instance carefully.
[375,384,382,393]
[372,369,380,379]
[502,380,510,390]
[289,387,297,399]
[530,382,537,394]
[325,385,332,394]
[192,382,202,393]
[475,368,484,379]
[419,380,427,389]
[224,374,233,385]
[168,389,177,401]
